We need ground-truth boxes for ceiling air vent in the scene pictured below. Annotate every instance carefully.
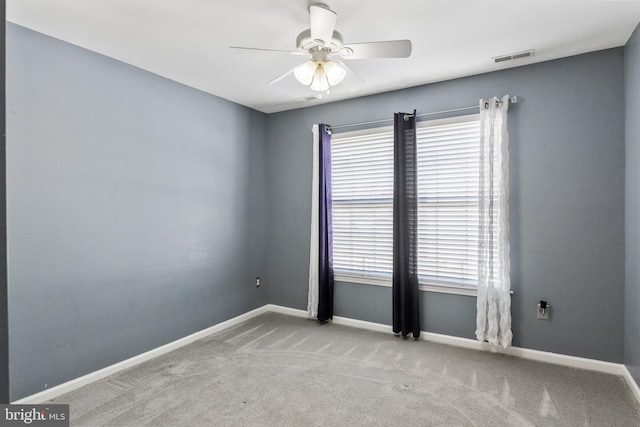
[493,49,535,64]
[295,95,322,103]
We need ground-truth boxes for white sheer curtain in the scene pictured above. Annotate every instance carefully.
[475,95,512,349]
[307,125,320,317]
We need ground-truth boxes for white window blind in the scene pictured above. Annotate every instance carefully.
[331,127,394,280]
[416,116,482,288]
[331,114,493,290]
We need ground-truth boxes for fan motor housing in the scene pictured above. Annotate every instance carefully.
[296,29,344,52]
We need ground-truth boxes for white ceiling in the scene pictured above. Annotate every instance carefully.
[7,1,640,113]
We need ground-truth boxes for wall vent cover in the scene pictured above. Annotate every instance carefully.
[295,95,322,103]
[493,49,535,64]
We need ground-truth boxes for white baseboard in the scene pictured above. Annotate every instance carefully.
[265,304,312,318]
[275,306,640,403]
[266,305,632,378]
[12,306,269,404]
[333,315,394,334]
[265,305,394,334]
[623,366,640,404]
[421,330,626,375]
[13,303,640,407]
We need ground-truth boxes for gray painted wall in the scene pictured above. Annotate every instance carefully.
[6,24,268,400]
[266,49,626,363]
[625,24,640,385]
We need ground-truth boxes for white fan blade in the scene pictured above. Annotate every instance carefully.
[266,67,296,86]
[310,4,337,46]
[336,61,364,92]
[340,40,412,59]
[230,46,307,56]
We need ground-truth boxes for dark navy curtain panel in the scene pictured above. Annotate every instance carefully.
[392,112,421,338]
[317,124,334,322]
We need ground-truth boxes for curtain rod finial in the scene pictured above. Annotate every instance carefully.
[510,96,518,104]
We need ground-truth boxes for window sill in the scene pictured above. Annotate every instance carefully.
[333,273,478,297]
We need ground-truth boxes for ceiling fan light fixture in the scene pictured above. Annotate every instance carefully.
[310,64,330,92]
[324,60,346,86]
[294,60,317,85]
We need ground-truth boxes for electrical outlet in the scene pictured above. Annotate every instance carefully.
[255,277,261,288]
[537,301,549,320]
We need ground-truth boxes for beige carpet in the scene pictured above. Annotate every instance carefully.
[50,312,640,426]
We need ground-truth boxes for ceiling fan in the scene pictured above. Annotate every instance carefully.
[230,3,412,93]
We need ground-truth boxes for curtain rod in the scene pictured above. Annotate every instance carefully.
[330,96,518,131]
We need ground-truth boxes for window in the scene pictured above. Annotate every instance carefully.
[331,114,487,293]
[416,115,481,288]
[331,127,394,283]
